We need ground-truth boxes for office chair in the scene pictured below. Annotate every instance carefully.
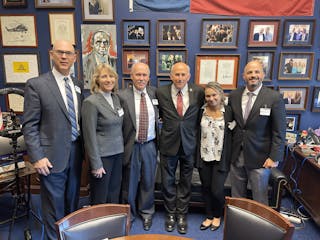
[223,197,294,240]
[55,204,130,240]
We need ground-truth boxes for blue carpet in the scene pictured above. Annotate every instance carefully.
[0,194,319,240]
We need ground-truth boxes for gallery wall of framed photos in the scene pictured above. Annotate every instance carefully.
[0,0,319,134]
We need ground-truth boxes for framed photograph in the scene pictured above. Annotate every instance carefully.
[279,86,309,111]
[3,0,27,8]
[2,53,40,84]
[156,48,188,76]
[286,132,298,144]
[122,49,149,75]
[0,14,37,47]
[195,54,240,90]
[82,0,114,22]
[282,19,315,47]
[286,113,300,132]
[122,20,150,46]
[247,51,275,81]
[157,77,172,87]
[157,19,186,46]
[278,52,314,80]
[310,87,320,112]
[122,78,133,89]
[200,18,239,49]
[247,19,280,47]
[49,12,75,45]
[35,0,75,8]
[5,93,24,114]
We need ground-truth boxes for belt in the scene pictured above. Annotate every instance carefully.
[135,139,154,145]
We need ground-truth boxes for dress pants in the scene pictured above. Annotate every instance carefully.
[127,141,157,220]
[198,161,228,218]
[90,153,123,205]
[40,140,82,240]
[160,147,194,215]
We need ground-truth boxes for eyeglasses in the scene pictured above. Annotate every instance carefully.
[52,50,76,57]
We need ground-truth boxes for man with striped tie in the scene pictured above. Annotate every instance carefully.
[23,40,84,240]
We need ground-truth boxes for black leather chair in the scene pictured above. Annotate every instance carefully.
[55,204,130,240]
[223,197,294,240]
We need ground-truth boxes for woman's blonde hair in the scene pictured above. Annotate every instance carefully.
[90,63,118,93]
[205,81,225,105]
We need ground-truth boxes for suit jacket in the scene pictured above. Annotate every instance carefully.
[195,105,233,172]
[228,86,286,169]
[117,86,159,167]
[81,92,123,170]
[156,83,204,156]
[253,32,265,41]
[22,72,83,172]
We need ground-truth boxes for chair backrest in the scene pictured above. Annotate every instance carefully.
[223,197,294,240]
[55,204,130,240]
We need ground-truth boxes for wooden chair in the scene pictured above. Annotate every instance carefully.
[55,204,130,240]
[223,197,294,240]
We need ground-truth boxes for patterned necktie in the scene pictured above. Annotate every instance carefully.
[64,77,78,141]
[243,92,254,123]
[138,92,148,143]
[177,91,183,117]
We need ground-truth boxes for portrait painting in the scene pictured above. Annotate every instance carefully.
[81,24,117,89]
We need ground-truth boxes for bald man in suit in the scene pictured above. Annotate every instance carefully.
[156,62,204,234]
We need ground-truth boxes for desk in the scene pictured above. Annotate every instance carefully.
[113,234,192,240]
[282,147,320,226]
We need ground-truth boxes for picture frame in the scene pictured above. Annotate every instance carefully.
[122,78,133,89]
[278,52,314,80]
[286,131,298,144]
[285,113,300,132]
[2,53,40,85]
[0,14,37,47]
[82,0,115,22]
[157,77,172,87]
[157,19,186,46]
[279,86,309,111]
[247,51,275,81]
[282,19,315,47]
[310,87,320,112]
[122,48,150,75]
[200,18,239,49]
[35,0,75,8]
[317,60,320,81]
[49,12,76,45]
[156,48,188,76]
[5,93,24,114]
[247,19,280,47]
[3,0,27,8]
[122,19,150,46]
[195,54,240,90]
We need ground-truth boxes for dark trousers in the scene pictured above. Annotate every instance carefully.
[160,148,194,215]
[90,153,123,205]
[40,141,82,240]
[198,161,228,219]
[127,141,157,220]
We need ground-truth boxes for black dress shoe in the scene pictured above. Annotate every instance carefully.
[143,218,152,231]
[177,215,188,234]
[210,224,220,231]
[200,223,211,230]
[165,214,176,232]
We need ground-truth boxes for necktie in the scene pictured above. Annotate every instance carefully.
[177,91,183,117]
[243,92,254,123]
[64,77,78,141]
[138,92,148,143]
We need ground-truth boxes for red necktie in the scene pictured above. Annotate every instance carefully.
[138,92,148,142]
[177,91,183,117]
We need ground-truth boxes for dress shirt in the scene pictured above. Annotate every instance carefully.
[171,84,189,116]
[241,84,262,120]
[52,67,80,131]
[133,86,155,141]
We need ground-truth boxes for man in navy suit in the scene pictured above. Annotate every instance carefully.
[156,62,204,234]
[228,60,286,205]
[23,40,83,240]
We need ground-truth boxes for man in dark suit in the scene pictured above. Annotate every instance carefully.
[22,40,83,240]
[228,60,286,205]
[253,27,265,41]
[118,63,159,231]
[156,62,204,234]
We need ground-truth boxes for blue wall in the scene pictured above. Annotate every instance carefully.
[0,0,319,130]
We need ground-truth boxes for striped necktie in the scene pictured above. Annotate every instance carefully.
[138,92,148,143]
[64,77,78,141]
